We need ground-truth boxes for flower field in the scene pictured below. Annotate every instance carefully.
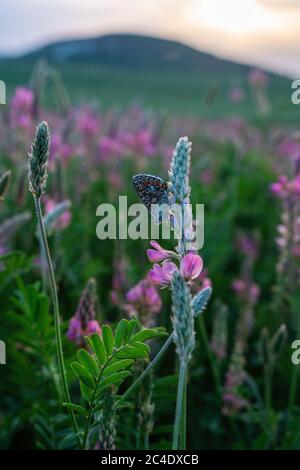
[0,62,300,451]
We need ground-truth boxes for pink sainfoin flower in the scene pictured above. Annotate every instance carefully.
[232,232,260,306]
[270,158,300,285]
[120,128,155,156]
[67,278,101,347]
[76,109,99,139]
[270,175,300,199]
[231,279,247,294]
[232,279,260,304]
[222,368,249,416]
[278,138,300,162]
[147,240,205,287]
[270,175,288,198]
[236,233,258,258]
[67,317,82,344]
[11,87,34,113]
[10,87,34,130]
[48,133,74,167]
[222,232,260,415]
[125,278,162,326]
[86,320,102,335]
[98,136,123,162]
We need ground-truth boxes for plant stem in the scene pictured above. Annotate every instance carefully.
[118,333,174,406]
[198,315,222,403]
[83,361,107,449]
[264,366,272,415]
[288,362,299,412]
[38,239,48,292]
[172,362,187,450]
[144,432,150,450]
[34,197,80,446]
[179,370,187,450]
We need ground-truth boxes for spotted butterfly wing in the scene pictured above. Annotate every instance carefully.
[132,174,170,224]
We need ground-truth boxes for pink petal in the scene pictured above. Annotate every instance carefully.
[147,249,169,263]
[180,254,203,280]
[162,262,178,281]
[148,264,165,285]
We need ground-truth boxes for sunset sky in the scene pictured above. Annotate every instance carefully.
[1,0,300,76]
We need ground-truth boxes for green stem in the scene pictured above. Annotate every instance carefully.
[144,432,150,451]
[172,362,187,450]
[83,362,107,449]
[118,333,174,406]
[198,316,222,403]
[34,197,80,446]
[244,373,263,406]
[39,239,48,293]
[264,366,272,416]
[288,363,299,412]
[179,370,187,450]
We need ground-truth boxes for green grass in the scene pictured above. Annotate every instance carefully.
[0,60,298,123]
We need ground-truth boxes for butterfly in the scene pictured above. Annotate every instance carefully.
[132,174,171,224]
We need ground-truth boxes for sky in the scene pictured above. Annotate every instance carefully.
[1,0,300,77]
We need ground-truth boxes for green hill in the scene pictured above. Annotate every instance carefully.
[0,34,295,122]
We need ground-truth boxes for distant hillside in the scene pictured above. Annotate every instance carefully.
[20,34,251,74]
[1,33,295,123]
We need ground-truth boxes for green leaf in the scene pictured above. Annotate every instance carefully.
[0,170,11,201]
[115,345,148,359]
[71,362,94,388]
[37,295,50,331]
[93,401,105,414]
[131,341,150,354]
[102,359,134,377]
[86,333,107,365]
[130,327,167,343]
[77,349,99,378]
[123,318,138,343]
[8,311,34,330]
[99,370,131,390]
[102,325,114,355]
[80,381,92,402]
[63,403,88,417]
[58,432,82,450]
[115,400,135,410]
[114,319,128,348]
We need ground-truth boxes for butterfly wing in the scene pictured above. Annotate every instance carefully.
[132,174,170,224]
